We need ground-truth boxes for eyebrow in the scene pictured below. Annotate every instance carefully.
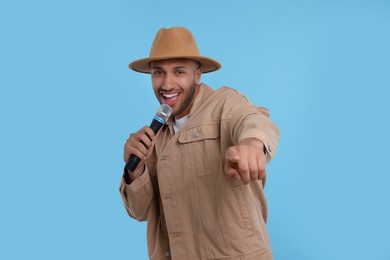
[151,65,188,70]
[173,66,187,69]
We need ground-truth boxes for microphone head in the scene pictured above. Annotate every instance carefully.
[155,104,172,123]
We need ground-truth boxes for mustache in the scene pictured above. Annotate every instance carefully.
[158,82,198,93]
[158,87,179,93]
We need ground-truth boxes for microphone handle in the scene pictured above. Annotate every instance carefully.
[125,119,165,172]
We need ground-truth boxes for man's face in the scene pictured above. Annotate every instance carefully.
[151,59,201,119]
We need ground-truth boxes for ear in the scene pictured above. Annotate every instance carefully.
[195,67,202,85]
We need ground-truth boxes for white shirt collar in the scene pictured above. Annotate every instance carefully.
[173,115,190,133]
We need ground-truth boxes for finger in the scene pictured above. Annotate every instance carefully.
[248,157,259,181]
[234,174,242,181]
[135,126,156,150]
[143,126,157,141]
[256,150,266,179]
[225,147,240,163]
[258,168,266,180]
[124,131,152,162]
[123,137,135,162]
[145,140,155,158]
[237,159,250,184]
[225,147,247,182]
[257,157,266,180]
[124,140,145,162]
[131,133,150,154]
[224,166,241,182]
[138,132,153,149]
[224,160,239,178]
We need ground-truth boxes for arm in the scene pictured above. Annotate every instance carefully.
[224,93,280,184]
[119,167,155,221]
[119,126,157,221]
[224,137,266,184]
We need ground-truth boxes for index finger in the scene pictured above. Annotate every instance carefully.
[142,126,157,141]
[237,159,250,184]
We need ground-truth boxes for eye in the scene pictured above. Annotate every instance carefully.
[175,70,185,75]
[152,70,164,76]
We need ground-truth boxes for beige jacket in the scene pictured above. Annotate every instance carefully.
[120,84,280,260]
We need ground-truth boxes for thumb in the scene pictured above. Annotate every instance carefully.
[225,146,240,163]
[224,147,241,180]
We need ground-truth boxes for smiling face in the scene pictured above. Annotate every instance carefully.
[151,59,202,119]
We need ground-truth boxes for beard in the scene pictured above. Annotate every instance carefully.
[158,81,198,119]
[172,81,197,118]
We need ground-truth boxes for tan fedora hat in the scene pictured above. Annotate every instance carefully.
[129,27,221,74]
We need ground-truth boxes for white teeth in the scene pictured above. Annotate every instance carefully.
[162,93,178,98]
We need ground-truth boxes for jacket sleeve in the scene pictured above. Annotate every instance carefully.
[227,90,280,163]
[119,167,154,221]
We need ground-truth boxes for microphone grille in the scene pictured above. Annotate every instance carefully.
[155,104,172,123]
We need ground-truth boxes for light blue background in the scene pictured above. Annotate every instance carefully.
[1,0,389,259]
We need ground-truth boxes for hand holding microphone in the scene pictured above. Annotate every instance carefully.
[124,104,172,173]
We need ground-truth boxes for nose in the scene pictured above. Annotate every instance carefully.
[161,72,174,90]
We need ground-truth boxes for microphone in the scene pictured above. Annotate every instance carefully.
[125,104,172,172]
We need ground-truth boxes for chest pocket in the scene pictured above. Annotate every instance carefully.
[178,124,220,176]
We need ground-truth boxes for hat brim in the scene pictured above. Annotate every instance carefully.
[129,56,221,74]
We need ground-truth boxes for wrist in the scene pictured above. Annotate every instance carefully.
[239,137,264,150]
[124,164,145,184]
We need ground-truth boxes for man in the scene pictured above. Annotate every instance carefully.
[120,27,280,260]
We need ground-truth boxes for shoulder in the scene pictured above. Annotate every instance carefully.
[214,86,251,104]
[197,84,253,111]
[216,86,241,95]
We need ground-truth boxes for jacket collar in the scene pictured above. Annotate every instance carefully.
[188,83,214,117]
[165,83,214,131]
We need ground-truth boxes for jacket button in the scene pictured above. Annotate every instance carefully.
[165,251,171,257]
[194,132,200,138]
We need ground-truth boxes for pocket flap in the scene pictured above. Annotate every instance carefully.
[178,124,220,143]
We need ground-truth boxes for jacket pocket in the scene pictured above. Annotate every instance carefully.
[224,183,269,256]
[178,123,220,176]
[233,184,256,236]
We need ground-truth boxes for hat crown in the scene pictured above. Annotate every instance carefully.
[128,26,221,74]
[150,27,200,58]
